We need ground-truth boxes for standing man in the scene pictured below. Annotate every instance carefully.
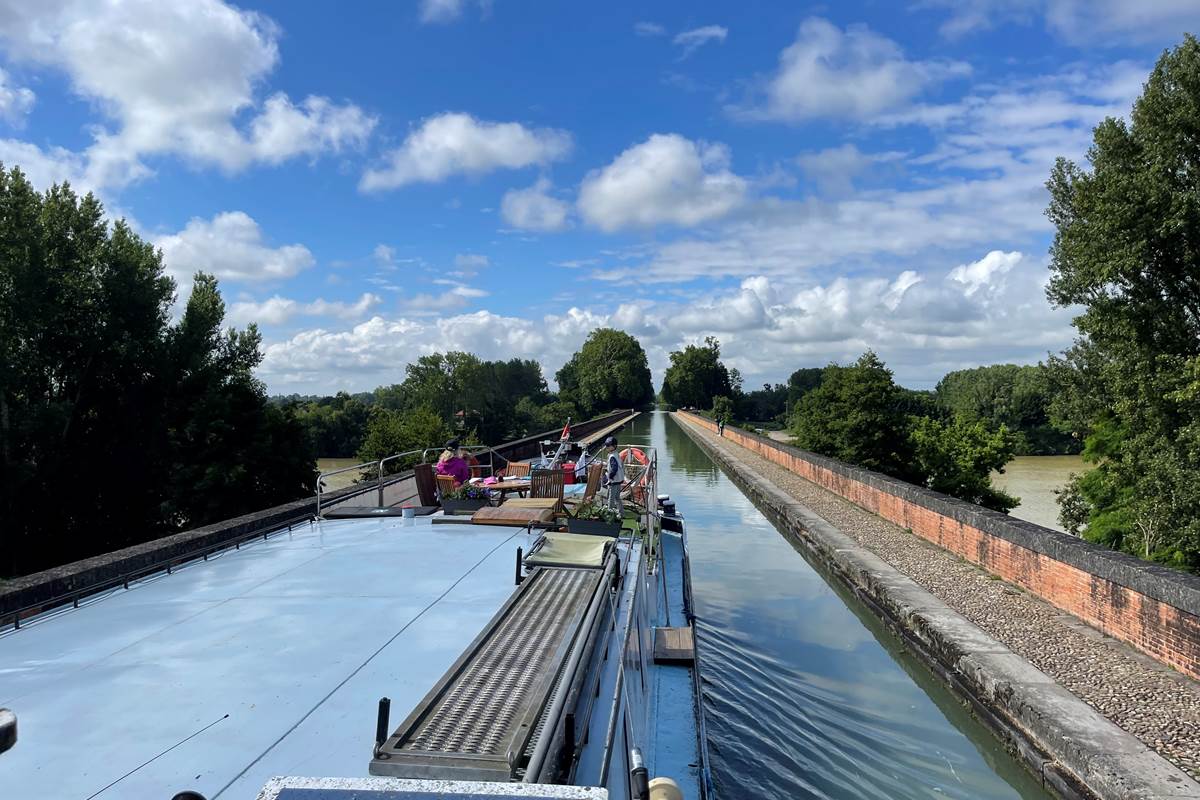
[718,418,725,436]
[602,435,625,516]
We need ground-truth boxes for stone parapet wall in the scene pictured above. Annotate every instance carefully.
[677,411,1200,680]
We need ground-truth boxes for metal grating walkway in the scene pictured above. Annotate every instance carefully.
[372,566,602,781]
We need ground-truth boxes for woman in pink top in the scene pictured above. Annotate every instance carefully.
[435,439,470,485]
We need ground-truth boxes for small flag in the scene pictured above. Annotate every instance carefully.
[560,418,571,440]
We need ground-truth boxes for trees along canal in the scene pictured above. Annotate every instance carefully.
[0,168,314,577]
[660,336,733,410]
[555,327,655,416]
[789,352,1018,512]
[1044,35,1200,569]
[341,328,654,472]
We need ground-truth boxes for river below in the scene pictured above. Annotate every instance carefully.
[992,455,1090,532]
[629,412,1048,800]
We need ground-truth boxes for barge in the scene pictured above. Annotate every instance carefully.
[0,420,713,800]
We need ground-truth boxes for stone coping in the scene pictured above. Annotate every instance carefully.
[678,411,1200,619]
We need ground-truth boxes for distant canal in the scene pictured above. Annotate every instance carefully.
[630,412,1049,800]
[992,455,1090,533]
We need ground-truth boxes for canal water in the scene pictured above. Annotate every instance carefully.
[626,412,1049,800]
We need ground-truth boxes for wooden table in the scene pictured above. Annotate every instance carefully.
[487,479,532,500]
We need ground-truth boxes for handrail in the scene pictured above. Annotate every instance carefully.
[376,449,425,505]
[315,460,379,517]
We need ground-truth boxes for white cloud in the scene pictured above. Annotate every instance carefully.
[228,292,381,327]
[501,177,570,231]
[256,253,1073,395]
[673,25,728,58]
[736,17,970,122]
[360,112,572,191]
[634,22,666,37]
[454,253,490,273]
[420,0,465,23]
[0,0,375,188]
[921,0,1200,44]
[401,284,489,313]
[796,143,905,195]
[948,250,1022,295]
[578,134,747,231]
[373,244,397,269]
[156,211,315,289]
[0,68,34,125]
[0,138,87,189]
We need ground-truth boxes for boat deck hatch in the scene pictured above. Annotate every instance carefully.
[370,565,605,781]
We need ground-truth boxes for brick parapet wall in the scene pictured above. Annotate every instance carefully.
[677,411,1200,680]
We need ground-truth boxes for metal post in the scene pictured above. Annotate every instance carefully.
[378,459,385,507]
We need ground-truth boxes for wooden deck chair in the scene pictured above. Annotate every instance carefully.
[564,462,603,514]
[435,473,457,502]
[530,468,565,512]
[504,461,531,478]
[413,463,439,507]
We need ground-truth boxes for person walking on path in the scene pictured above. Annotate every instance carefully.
[602,435,625,516]
[718,418,725,436]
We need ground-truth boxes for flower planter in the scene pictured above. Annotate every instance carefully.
[442,498,488,515]
[566,518,622,537]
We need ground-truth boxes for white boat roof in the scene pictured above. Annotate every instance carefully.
[0,515,538,799]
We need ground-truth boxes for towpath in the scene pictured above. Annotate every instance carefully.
[678,414,1200,779]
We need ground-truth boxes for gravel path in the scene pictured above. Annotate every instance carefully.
[681,416,1200,779]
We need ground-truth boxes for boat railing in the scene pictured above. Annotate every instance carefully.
[315,448,424,517]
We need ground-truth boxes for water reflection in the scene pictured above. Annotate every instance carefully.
[627,412,1048,800]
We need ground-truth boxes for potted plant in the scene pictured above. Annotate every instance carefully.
[442,483,491,514]
[567,501,623,536]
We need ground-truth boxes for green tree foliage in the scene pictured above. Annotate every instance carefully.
[936,364,1078,455]
[910,415,1018,511]
[292,392,371,457]
[356,405,450,474]
[1044,36,1200,568]
[0,167,313,576]
[711,395,734,424]
[373,353,550,443]
[660,337,732,410]
[555,328,654,416]
[734,383,788,425]
[790,352,919,480]
[790,351,1016,509]
[786,368,825,412]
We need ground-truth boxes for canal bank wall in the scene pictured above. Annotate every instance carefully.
[677,411,1200,682]
[0,409,639,625]
[673,412,1200,800]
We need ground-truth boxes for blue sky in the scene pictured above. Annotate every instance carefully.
[0,0,1196,395]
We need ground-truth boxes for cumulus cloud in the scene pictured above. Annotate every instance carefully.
[454,253,490,273]
[256,252,1073,395]
[920,0,1200,44]
[360,113,572,191]
[735,17,970,122]
[228,292,381,326]
[796,143,905,195]
[156,211,315,289]
[0,68,34,125]
[501,177,570,231]
[673,25,728,58]
[0,0,375,189]
[948,250,1022,295]
[578,134,747,231]
[420,0,465,23]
